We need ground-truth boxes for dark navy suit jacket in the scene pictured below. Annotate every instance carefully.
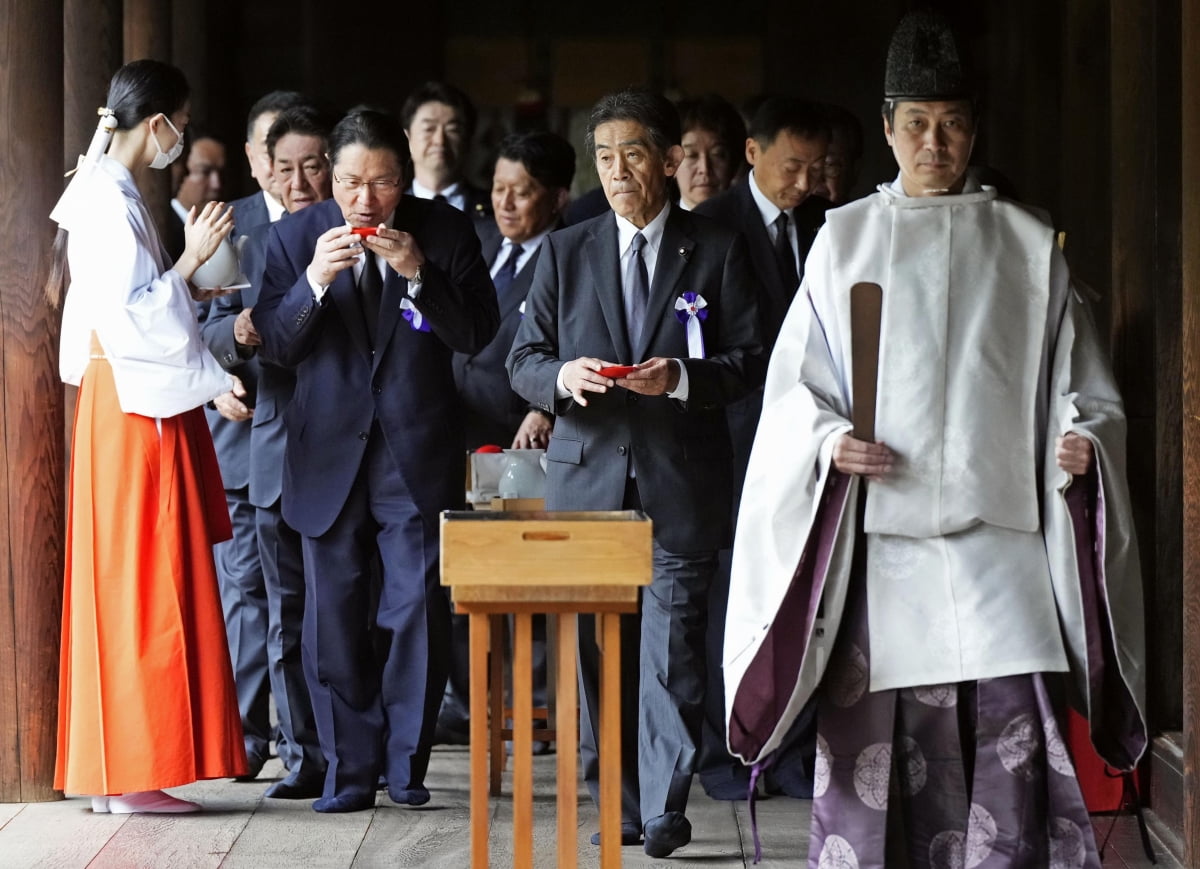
[252,197,499,537]
[507,206,764,553]
[452,234,545,449]
[694,182,830,355]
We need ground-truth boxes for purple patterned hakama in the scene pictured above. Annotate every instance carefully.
[809,580,1099,869]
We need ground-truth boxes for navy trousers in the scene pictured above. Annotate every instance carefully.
[299,430,451,800]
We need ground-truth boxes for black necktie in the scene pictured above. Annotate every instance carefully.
[434,193,447,202]
[773,211,799,292]
[624,232,649,346]
[493,243,524,298]
[359,248,382,346]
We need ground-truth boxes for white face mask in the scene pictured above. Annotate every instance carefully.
[149,114,184,170]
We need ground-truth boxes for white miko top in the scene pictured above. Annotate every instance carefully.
[57,156,233,417]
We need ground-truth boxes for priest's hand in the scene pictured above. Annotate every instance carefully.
[1056,432,1094,476]
[832,434,894,481]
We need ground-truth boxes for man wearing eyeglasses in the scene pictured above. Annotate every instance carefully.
[252,107,499,814]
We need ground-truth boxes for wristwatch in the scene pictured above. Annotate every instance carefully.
[408,264,424,285]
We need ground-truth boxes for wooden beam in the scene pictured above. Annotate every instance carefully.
[0,0,66,802]
[63,0,122,494]
[1180,0,1200,861]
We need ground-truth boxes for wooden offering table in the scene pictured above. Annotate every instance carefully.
[441,509,652,869]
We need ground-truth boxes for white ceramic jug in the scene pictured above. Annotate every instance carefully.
[498,448,546,498]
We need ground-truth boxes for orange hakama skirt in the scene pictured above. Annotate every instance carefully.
[54,347,247,795]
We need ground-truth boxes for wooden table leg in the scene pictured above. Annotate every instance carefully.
[469,613,490,869]
[555,614,578,869]
[598,611,623,869]
[513,613,534,867]
[489,613,504,796]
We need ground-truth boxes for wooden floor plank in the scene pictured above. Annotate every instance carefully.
[0,798,125,867]
[88,773,262,868]
[0,800,25,828]
[0,747,1183,868]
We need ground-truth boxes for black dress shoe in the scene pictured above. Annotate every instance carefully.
[387,785,430,806]
[312,792,375,813]
[589,821,642,846]
[264,773,325,800]
[643,812,692,858]
[234,752,267,782]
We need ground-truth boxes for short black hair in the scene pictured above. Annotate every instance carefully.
[400,81,477,140]
[585,88,681,158]
[327,108,409,175]
[676,93,747,170]
[748,97,830,146]
[267,106,331,160]
[495,131,576,191]
[245,90,308,143]
[106,59,189,131]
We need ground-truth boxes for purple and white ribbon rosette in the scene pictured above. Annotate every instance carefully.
[673,291,708,358]
[400,297,431,332]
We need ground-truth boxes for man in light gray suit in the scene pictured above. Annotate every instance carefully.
[507,88,764,858]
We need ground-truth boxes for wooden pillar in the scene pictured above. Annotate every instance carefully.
[1179,0,1200,861]
[1110,0,1166,730]
[63,0,122,476]
[171,0,206,124]
[124,0,172,242]
[0,0,66,802]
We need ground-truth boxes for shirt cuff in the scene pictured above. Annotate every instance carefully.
[666,358,690,400]
[554,363,571,400]
[306,267,329,303]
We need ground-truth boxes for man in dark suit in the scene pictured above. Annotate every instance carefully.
[203,105,330,799]
[437,131,576,747]
[193,97,308,781]
[508,89,763,858]
[401,82,491,223]
[693,96,831,801]
[252,108,499,814]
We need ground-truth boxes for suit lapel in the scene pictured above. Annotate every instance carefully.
[634,208,693,361]
[500,247,540,319]
[328,265,372,362]
[738,183,787,301]
[586,216,633,362]
[374,267,406,368]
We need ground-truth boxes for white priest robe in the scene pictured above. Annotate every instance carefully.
[57,156,232,417]
[723,178,1147,771]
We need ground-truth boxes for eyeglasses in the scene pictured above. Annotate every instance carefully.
[332,172,402,194]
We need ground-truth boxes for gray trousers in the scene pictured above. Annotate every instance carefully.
[577,533,716,827]
[214,487,272,763]
[256,501,323,779]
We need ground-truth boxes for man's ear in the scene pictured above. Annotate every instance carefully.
[554,187,570,215]
[882,116,895,148]
[663,144,684,177]
[744,136,759,167]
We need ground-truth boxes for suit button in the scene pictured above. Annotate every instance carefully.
[372,385,382,395]
[618,446,627,456]
[358,431,369,441]
[628,393,639,403]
